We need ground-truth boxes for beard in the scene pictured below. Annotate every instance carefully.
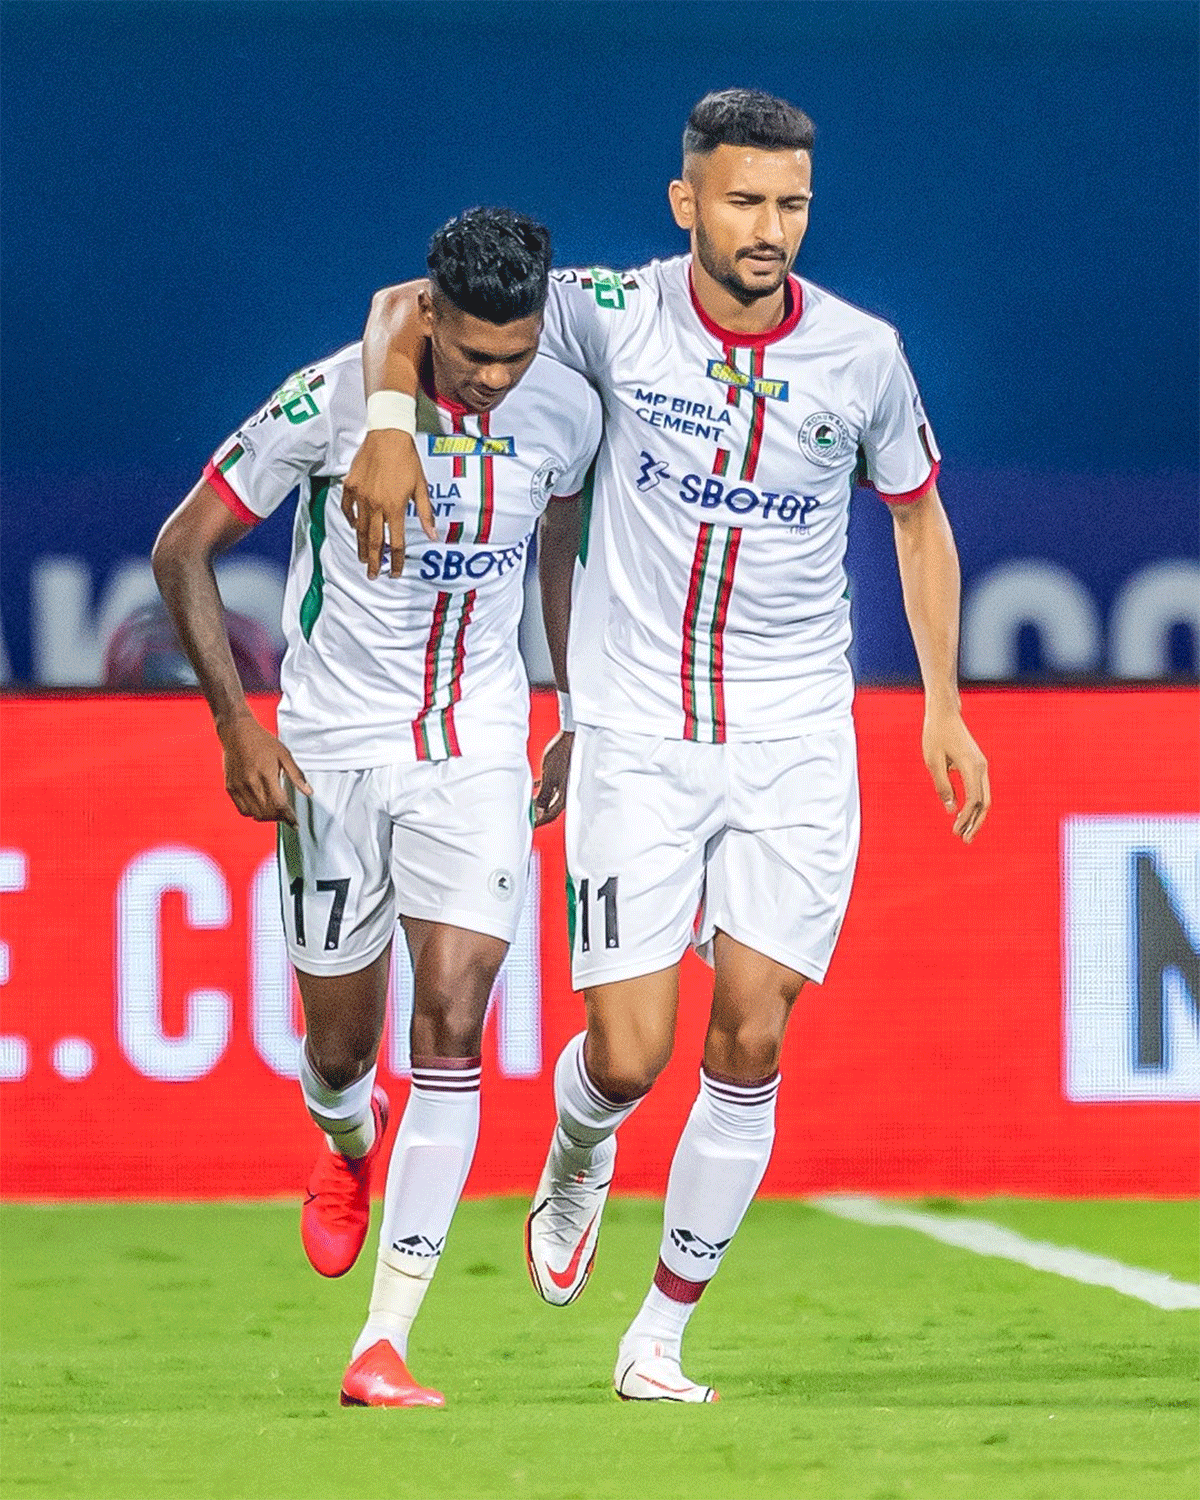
[693,218,792,306]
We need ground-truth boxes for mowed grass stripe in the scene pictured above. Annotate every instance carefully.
[812,1195,1200,1310]
[1,1198,1196,1500]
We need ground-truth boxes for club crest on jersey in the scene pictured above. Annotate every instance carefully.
[427,434,517,458]
[798,411,853,467]
[530,458,563,504]
[705,361,789,401]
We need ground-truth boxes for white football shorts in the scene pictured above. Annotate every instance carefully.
[565,723,860,988]
[277,756,533,976]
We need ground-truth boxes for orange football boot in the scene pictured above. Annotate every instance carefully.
[340,1340,445,1408]
[300,1086,389,1277]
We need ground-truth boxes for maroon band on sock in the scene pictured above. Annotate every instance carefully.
[410,1055,482,1093]
[653,1259,708,1305]
[701,1063,780,1091]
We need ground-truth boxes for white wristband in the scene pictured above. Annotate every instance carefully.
[366,390,417,435]
[556,691,575,733]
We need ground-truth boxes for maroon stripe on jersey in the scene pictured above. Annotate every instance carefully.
[446,521,465,543]
[441,590,476,758]
[653,1259,708,1305]
[739,348,767,482]
[452,413,466,479]
[711,448,730,477]
[412,591,452,759]
[680,524,715,740]
[477,412,495,542]
[708,528,742,743]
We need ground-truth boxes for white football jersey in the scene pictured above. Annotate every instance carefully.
[542,256,940,741]
[205,342,601,769]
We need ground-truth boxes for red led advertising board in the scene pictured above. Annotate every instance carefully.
[1,689,1195,1198]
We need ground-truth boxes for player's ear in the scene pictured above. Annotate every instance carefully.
[668,176,696,232]
[416,287,437,333]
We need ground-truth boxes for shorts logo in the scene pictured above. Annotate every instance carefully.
[428,434,517,458]
[489,869,515,900]
[637,451,670,491]
[798,411,853,467]
[530,459,562,505]
[706,360,789,401]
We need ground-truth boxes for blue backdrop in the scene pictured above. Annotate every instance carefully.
[2,0,1197,684]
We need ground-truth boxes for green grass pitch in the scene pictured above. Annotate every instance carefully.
[1,1197,1196,1500]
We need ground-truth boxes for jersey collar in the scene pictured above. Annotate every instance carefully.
[687,264,804,349]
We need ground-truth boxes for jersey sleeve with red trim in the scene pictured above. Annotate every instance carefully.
[540,269,633,379]
[205,364,333,523]
[860,332,941,502]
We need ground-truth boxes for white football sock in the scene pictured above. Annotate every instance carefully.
[625,1066,780,1353]
[352,1057,481,1361]
[551,1032,643,1168]
[297,1040,377,1160]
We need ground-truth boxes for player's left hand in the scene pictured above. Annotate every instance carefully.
[533,730,574,827]
[922,708,990,844]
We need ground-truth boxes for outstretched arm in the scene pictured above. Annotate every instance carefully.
[152,481,312,825]
[342,280,437,580]
[889,485,990,844]
[533,495,582,826]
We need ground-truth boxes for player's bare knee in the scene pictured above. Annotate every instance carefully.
[585,1038,670,1103]
[305,1037,375,1093]
[704,1019,785,1081]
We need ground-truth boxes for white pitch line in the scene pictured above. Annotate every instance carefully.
[810,1195,1200,1311]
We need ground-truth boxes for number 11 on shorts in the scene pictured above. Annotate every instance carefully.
[577,876,619,952]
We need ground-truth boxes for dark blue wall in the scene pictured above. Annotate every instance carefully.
[3,1,1197,682]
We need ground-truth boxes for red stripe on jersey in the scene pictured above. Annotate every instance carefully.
[446,521,465,543]
[477,412,495,542]
[681,525,714,740]
[202,460,259,526]
[712,448,730,476]
[412,591,452,759]
[451,413,466,480]
[879,459,941,506]
[689,270,804,347]
[442,590,476,757]
[709,528,742,743]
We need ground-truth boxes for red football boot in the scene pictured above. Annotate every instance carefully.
[340,1340,445,1408]
[300,1086,390,1278]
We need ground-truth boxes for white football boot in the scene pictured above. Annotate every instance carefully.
[524,1127,615,1306]
[613,1335,718,1403]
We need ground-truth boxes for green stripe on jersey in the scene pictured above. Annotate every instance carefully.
[298,478,331,641]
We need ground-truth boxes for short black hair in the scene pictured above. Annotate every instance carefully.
[426,207,552,323]
[683,89,815,159]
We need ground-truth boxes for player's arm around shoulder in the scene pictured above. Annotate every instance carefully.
[888,484,991,844]
[343,278,437,580]
[151,480,311,826]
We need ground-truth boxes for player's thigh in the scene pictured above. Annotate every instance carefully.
[583,964,681,1102]
[400,915,509,1058]
[277,766,398,979]
[700,724,860,986]
[294,943,393,1080]
[705,930,807,1080]
[390,756,533,945]
[566,726,724,989]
